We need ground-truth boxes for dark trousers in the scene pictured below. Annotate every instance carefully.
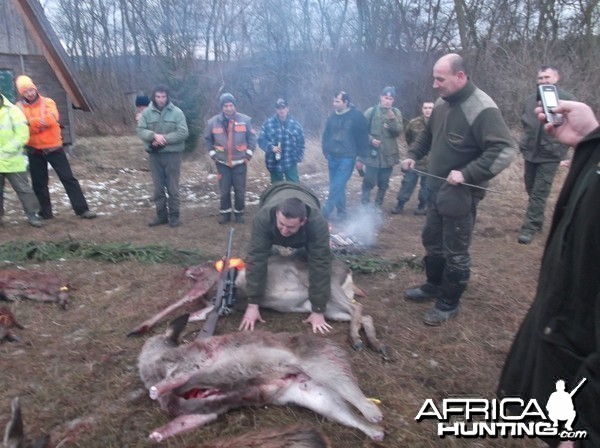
[149,152,182,219]
[397,170,428,209]
[0,172,40,217]
[421,188,480,308]
[28,148,89,217]
[217,163,247,215]
[522,161,559,232]
[361,166,393,205]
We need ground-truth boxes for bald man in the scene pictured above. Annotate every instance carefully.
[402,54,516,326]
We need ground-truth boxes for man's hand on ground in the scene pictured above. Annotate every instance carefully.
[238,304,265,331]
[303,312,332,334]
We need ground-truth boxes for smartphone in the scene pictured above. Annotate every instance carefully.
[538,84,563,126]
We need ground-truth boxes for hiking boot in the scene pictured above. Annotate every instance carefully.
[218,213,231,225]
[414,207,427,216]
[391,205,404,215]
[405,283,441,302]
[148,216,168,227]
[234,213,245,224]
[27,214,43,228]
[169,217,181,228]
[518,230,535,244]
[423,306,459,326]
[80,210,97,219]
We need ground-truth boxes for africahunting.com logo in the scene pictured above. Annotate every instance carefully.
[416,378,588,441]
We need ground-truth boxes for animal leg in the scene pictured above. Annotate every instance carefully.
[361,315,389,360]
[188,304,215,322]
[127,283,213,337]
[349,302,364,351]
[149,373,195,400]
[148,413,218,443]
[275,380,384,441]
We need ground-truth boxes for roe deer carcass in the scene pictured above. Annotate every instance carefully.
[0,306,24,343]
[197,425,330,448]
[0,270,70,309]
[129,254,386,356]
[138,314,384,443]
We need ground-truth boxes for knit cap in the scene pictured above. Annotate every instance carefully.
[380,86,396,98]
[135,95,150,107]
[16,75,37,95]
[219,93,236,108]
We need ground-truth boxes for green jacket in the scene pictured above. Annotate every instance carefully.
[519,87,575,163]
[245,182,332,313]
[404,115,429,171]
[0,95,29,173]
[361,105,403,168]
[137,101,189,153]
[408,81,516,197]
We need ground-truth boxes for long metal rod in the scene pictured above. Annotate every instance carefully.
[412,168,503,193]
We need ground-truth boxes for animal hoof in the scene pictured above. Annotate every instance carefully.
[149,386,159,400]
[379,345,391,361]
[149,432,164,443]
[353,341,364,351]
[372,430,385,441]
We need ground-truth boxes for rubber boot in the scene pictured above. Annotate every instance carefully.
[405,256,445,301]
[424,270,469,326]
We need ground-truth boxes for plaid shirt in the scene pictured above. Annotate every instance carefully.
[258,115,305,172]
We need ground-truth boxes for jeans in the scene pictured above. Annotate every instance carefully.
[28,147,90,217]
[521,161,559,232]
[270,165,299,183]
[397,170,428,209]
[149,152,182,219]
[323,156,355,219]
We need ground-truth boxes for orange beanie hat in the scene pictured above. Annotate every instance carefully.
[16,75,37,95]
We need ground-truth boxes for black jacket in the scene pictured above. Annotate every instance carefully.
[322,105,369,159]
[498,127,600,447]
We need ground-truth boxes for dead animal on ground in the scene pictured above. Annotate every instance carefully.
[138,314,385,443]
[0,306,24,343]
[3,397,49,448]
[0,270,70,309]
[194,425,330,448]
[129,253,387,357]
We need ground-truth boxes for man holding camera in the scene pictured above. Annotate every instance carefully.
[517,65,575,244]
[357,87,403,208]
[137,84,189,228]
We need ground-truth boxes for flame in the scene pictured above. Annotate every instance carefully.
[214,258,245,272]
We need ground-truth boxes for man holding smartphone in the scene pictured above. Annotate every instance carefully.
[517,65,575,244]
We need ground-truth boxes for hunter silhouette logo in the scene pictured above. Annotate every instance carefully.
[546,378,586,431]
[416,377,589,440]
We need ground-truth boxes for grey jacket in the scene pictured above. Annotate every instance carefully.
[137,102,188,153]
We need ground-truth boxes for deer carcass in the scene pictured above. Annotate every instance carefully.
[129,254,386,356]
[197,425,330,448]
[0,270,70,309]
[0,306,24,343]
[138,314,384,443]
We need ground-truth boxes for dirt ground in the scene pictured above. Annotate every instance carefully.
[0,135,567,447]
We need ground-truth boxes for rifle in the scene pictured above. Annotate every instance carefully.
[196,227,235,340]
[569,378,587,398]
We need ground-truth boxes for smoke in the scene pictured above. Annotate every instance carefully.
[335,205,385,247]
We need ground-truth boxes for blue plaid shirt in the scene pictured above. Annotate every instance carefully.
[258,115,305,172]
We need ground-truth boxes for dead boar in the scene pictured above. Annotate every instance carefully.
[195,425,330,448]
[0,270,70,309]
[3,397,49,448]
[129,254,386,356]
[138,314,384,443]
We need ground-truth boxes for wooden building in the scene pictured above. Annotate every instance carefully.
[0,0,91,145]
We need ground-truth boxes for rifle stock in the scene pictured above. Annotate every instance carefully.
[196,227,235,340]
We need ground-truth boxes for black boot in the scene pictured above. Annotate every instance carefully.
[424,270,469,326]
[391,200,405,214]
[169,213,181,227]
[234,213,245,224]
[218,213,231,225]
[148,214,168,226]
[405,256,445,302]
